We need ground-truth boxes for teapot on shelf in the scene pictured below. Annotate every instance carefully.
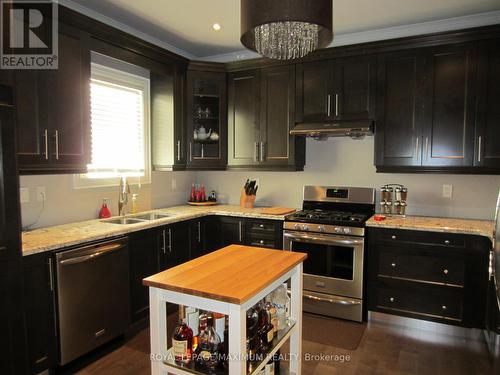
[194,125,212,141]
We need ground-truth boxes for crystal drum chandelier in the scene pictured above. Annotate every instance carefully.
[241,0,333,60]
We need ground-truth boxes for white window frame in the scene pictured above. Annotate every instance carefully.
[74,53,151,189]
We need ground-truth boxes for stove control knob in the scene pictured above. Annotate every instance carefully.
[318,225,326,232]
[343,228,351,234]
[335,227,342,233]
[302,225,309,231]
[293,223,301,230]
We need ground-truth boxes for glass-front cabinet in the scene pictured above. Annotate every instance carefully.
[186,65,227,169]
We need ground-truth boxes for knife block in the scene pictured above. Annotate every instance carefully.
[240,188,256,209]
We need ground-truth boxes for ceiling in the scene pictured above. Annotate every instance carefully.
[68,0,500,59]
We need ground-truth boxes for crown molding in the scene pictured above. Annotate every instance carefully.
[59,0,197,60]
[200,10,500,62]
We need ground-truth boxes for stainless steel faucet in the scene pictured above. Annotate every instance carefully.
[118,177,131,216]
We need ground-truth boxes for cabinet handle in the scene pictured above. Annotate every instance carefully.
[197,221,201,242]
[443,269,449,275]
[259,224,264,228]
[162,229,166,254]
[478,136,482,163]
[54,130,59,160]
[327,94,331,117]
[168,228,172,253]
[43,129,49,160]
[177,140,181,161]
[47,258,54,292]
[391,235,397,240]
[335,94,339,117]
[415,137,419,161]
[260,142,265,162]
[238,221,242,243]
[389,297,395,302]
[391,262,396,268]
[189,142,193,162]
[441,305,447,311]
[424,137,429,160]
[254,142,259,162]
[444,240,450,245]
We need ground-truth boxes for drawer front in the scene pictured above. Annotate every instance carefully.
[247,236,276,249]
[374,282,463,322]
[246,219,278,233]
[379,250,465,286]
[373,228,466,248]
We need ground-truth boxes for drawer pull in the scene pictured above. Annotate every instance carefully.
[259,224,265,228]
[443,269,449,275]
[444,240,450,245]
[441,305,447,311]
[389,297,395,302]
[391,235,397,240]
[259,240,264,244]
[391,262,396,268]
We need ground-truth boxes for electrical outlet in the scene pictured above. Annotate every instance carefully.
[36,186,47,202]
[442,184,453,199]
[171,179,177,190]
[19,187,30,203]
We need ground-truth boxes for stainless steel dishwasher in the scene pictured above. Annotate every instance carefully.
[56,237,130,365]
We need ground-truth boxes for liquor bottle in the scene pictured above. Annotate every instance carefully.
[264,295,278,333]
[213,312,225,343]
[258,302,274,354]
[186,307,200,351]
[172,308,193,363]
[195,315,221,370]
[246,306,259,357]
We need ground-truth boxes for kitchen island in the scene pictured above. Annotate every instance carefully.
[143,245,307,375]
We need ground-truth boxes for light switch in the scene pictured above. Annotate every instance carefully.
[442,184,453,199]
[19,187,30,203]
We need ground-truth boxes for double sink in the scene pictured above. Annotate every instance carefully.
[102,212,173,225]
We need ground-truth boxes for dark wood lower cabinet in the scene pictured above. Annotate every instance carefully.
[367,228,490,328]
[22,253,57,374]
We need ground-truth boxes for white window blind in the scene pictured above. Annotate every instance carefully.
[88,78,145,176]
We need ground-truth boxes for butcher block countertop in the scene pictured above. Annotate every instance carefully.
[22,205,294,256]
[143,245,307,304]
[366,215,495,241]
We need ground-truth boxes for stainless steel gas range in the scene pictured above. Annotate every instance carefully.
[283,186,375,322]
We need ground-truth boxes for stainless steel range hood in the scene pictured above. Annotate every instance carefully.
[290,120,374,140]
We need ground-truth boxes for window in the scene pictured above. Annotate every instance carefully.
[75,53,151,188]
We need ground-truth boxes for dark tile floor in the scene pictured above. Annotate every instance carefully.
[74,313,494,375]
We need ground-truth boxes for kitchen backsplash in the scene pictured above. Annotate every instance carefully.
[20,137,500,229]
[197,137,500,221]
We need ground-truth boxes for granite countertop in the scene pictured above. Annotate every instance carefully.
[22,205,293,256]
[366,215,495,241]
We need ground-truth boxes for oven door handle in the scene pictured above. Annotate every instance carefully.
[304,293,361,306]
[283,231,364,246]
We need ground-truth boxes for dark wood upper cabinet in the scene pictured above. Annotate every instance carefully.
[375,51,426,167]
[186,67,227,170]
[295,60,332,122]
[296,56,376,122]
[474,39,500,168]
[334,55,377,120]
[421,44,477,167]
[16,23,91,174]
[227,70,261,167]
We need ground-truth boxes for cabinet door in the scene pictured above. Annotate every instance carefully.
[167,222,191,268]
[23,254,57,374]
[129,228,160,322]
[189,220,203,259]
[220,217,244,247]
[421,45,477,167]
[186,70,227,169]
[201,216,222,255]
[475,40,500,168]
[375,51,426,167]
[295,60,333,122]
[15,70,50,171]
[260,65,300,168]
[334,55,376,120]
[228,70,261,166]
[46,23,91,173]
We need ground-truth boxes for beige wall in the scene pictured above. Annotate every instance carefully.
[197,137,500,220]
[20,137,500,229]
